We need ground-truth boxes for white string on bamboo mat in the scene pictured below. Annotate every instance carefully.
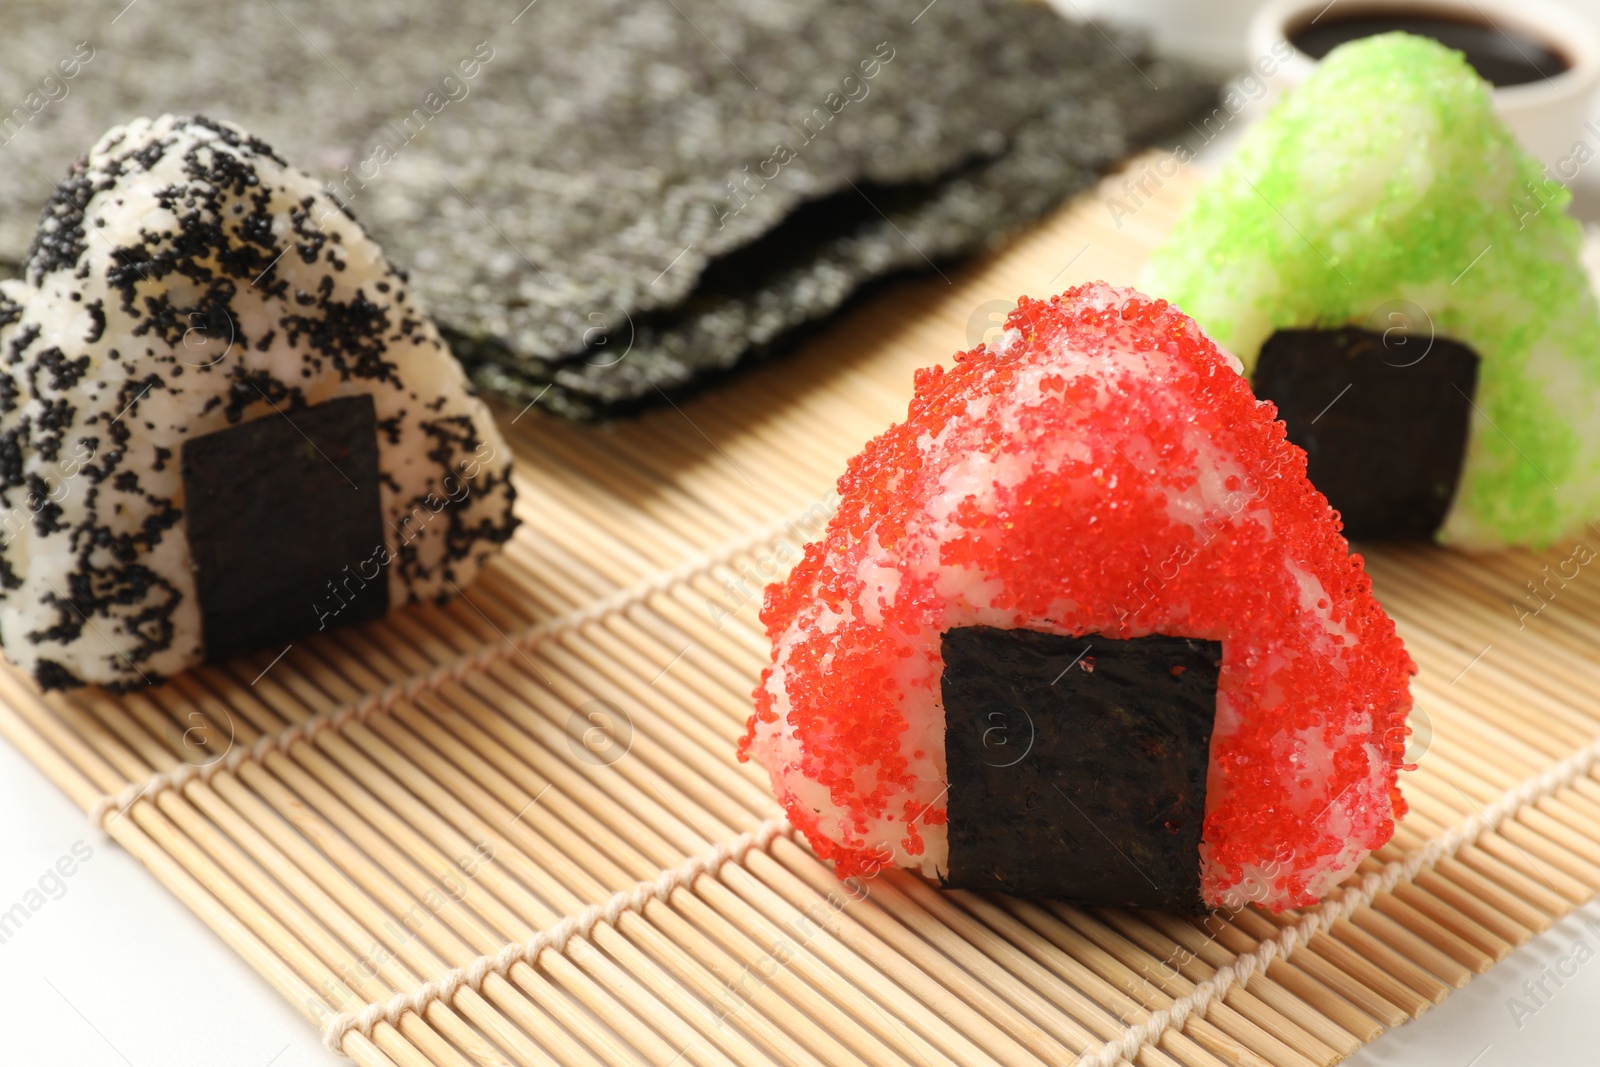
[1076,731,1600,1067]
[87,501,833,828]
[321,816,792,1051]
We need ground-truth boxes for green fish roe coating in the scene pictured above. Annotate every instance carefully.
[1145,32,1600,548]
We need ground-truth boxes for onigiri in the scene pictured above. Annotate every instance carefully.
[741,283,1415,911]
[0,115,517,688]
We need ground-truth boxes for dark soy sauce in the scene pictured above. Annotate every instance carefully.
[1290,8,1568,87]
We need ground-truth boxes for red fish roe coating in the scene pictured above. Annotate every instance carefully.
[741,283,1415,910]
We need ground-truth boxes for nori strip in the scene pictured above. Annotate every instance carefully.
[941,626,1219,912]
[182,395,388,663]
[1254,326,1479,540]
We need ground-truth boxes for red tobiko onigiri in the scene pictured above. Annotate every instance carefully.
[740,283,1415,911]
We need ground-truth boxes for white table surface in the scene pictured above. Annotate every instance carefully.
[7,3,1600,1065]
[0,736,343,1067]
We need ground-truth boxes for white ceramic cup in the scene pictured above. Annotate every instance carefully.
[1246,0,1600,171]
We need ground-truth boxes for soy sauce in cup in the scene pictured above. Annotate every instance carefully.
[1290,8,1567,86]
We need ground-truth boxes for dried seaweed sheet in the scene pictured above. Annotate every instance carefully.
[0,0,1214,418]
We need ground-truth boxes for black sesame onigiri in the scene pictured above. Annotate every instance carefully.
[0,115,517,689]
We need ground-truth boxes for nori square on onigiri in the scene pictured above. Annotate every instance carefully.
[741,283,1415,912]
[181,394,390,664]
[1254,326,1481,540]
[1144,32,1600,549]
[941,627,1220,912]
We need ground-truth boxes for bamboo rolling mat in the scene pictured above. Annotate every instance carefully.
[4,154,1600,1067]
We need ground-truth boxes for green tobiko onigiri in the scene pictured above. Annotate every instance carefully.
[1145,32,1600,549]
